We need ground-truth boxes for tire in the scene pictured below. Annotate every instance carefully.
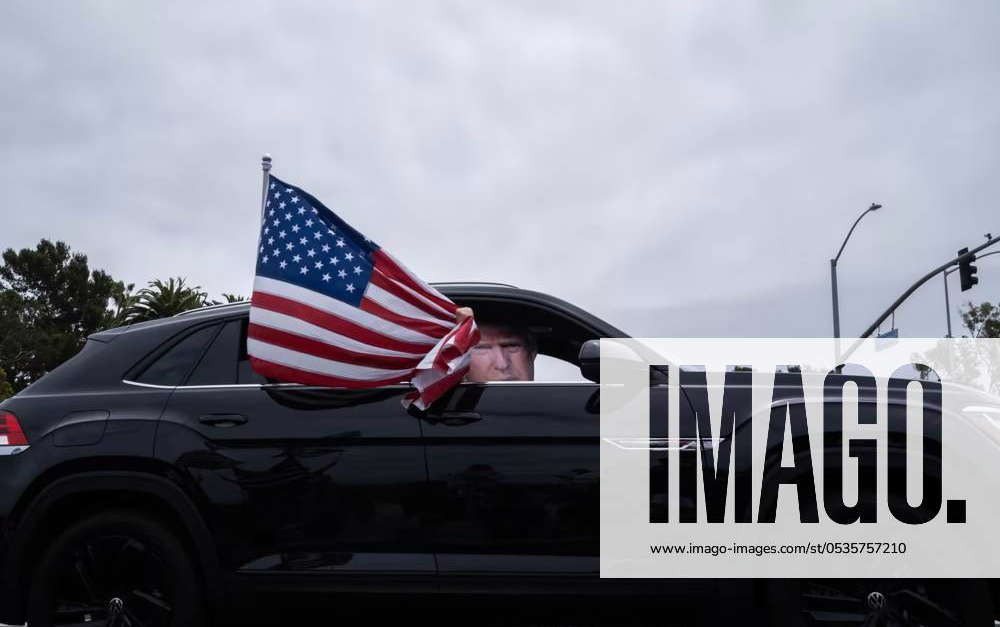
[26,509,207,627]
[766,578,994,627]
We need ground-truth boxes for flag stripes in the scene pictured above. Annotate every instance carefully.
[248,177,478,409]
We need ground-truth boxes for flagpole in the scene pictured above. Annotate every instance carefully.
[260,153,272,221]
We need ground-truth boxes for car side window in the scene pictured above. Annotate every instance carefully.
[187,320,241,385]
[454,300,596,385]
[237,318,267,385]
[533,353,588,382]
[135,325,220,386]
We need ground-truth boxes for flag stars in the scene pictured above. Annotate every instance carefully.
[285,212,292,221]
[278,230,286,239]
[267,237,275,245]
[291,196,300,204]
[314,261,323,269]
[298,207,306,215]
[285,242,294,251]
[305,219,314,227]
[313,231,323,240]
[272,248,280,257]
[321,244,331,253]
[336,239,346,248]
[353,265,362,275]
[345,283,355,293]
[338,269,347,279]
[285,187,293,193]
[330,257,339,265]
[264,227,269,235]
[270,182,276,190]
[279,260,287,269]
[312,208,319,214]
[299,237,308,245]
[322,273,331,282]
[292,254,302,263]
[307,249,316,257]
[273,190,281,199]
[272,219,280,227]
[279,201,287,209]
[262,255,269,264]
[344,252,354,261]
[300,266,309,275]
[291,225,300,233]
[268,209,274,217]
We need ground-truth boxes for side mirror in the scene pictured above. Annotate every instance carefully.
[579,339,601,383]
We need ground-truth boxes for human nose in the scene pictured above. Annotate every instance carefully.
[490,347,511,370]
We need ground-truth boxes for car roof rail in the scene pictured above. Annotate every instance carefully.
[174,301,249,317]
[430,282,519,289]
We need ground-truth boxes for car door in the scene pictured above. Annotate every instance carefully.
[154,316,435,583]
[419,379,601,582]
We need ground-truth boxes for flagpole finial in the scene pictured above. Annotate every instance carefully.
[259,154,272,222]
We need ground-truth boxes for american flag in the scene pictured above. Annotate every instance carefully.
[248,175,479,410]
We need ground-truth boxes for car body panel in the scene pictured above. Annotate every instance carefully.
[0,285,742,624]
[155,383,434,576]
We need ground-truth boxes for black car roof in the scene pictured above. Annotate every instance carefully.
[89,283,628,341]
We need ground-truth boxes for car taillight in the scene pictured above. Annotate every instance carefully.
[0,411,29,446]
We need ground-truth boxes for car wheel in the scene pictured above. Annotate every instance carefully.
[26,509,206,627]
[766,579,994,626]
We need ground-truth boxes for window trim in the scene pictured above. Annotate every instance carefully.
[121,379,595,391]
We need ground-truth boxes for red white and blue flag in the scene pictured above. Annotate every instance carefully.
[248,175,479,409]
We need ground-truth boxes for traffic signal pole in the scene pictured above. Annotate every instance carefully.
[943,268,955,338]
[857,233,1000,341]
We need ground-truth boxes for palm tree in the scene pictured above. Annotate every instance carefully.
[212,293,247,305]
[130,278,209,322]
[103,281,140,328]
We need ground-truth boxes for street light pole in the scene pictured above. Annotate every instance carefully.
[830,203,882,338]
[830,260,841,338]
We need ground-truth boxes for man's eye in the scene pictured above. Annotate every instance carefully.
[503,345,523,353]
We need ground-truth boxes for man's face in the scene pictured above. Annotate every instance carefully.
[467,325,535,382]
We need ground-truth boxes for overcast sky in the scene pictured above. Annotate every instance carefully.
[2,1,998,339]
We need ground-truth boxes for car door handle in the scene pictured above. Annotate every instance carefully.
[199,414,248,428]
[428,411,481,426]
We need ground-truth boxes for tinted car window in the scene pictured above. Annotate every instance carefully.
[187,320,241,385]
[237,318,267,384]
[135,325,219,386]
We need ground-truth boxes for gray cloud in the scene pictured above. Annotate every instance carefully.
[1,1,998,339]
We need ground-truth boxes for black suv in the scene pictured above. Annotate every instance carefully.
[0,283,994,626]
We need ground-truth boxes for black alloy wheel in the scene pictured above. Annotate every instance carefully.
[27,510,205,627]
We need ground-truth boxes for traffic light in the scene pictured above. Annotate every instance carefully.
[958,247,979,292]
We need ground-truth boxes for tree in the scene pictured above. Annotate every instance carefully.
[129,277,209,322]
[960,301,1000,338]
[213,293,246,304]
[0,366,13,401]
[105,281,139,328]
[0,240,121,393]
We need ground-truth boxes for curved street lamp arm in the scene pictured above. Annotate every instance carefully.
[834,204,879,264]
